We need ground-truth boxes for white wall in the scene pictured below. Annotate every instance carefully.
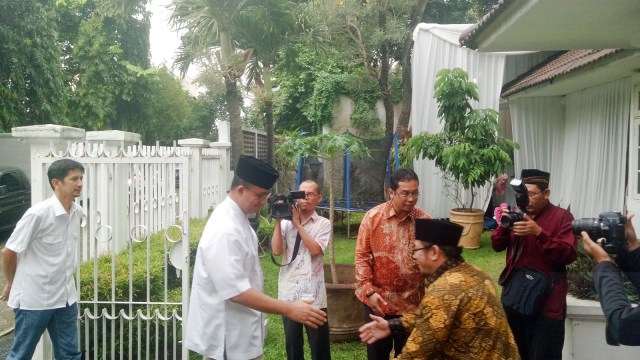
[0,133,31,180]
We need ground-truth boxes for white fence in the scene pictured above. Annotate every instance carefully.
[11,124,231,359]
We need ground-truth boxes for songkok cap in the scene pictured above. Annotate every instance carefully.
[521,169,550,187]
[415,219,463,248]
[235,155,279,190]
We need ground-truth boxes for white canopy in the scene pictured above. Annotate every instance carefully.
[410,23,507,217]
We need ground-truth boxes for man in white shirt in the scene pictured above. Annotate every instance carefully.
[186,156,327,360]
[1,158,84,360]
[271,180,332,360]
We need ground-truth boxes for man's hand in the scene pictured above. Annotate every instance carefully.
[286,300,327,328]
[0,284,10,301]
[368,292,388,317]
[624,213,640,252]
[581,231,613,263]
[512,213,542,237]
[358,314,391,345]
[290,205,301,229]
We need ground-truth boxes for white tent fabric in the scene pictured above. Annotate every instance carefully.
[509,78,630,218]
[410,23,507,218]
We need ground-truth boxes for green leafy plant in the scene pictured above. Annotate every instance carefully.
[277,131,370,283]
[303,70,396,136]
[568,246,640,303]
[404,68,519,210]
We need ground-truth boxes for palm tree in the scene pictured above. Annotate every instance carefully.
[233,0,326,165]
[232,0,296,165]
[169,0,253,167]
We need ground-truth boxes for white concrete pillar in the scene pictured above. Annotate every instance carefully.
[217,120,230,143]
[210,141,232,208]
[178,138,210,218]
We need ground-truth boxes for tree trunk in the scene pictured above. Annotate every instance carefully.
[378,8,394,137]
[227,80,244,168]
[328,160,338,284]
[263,66,275,166]
[219,29,243,167]
[396,0,429,140]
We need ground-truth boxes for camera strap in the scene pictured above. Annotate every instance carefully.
[498,236,523,285]
[271,232,302,267]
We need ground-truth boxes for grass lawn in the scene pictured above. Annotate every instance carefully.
[260,227,505,359]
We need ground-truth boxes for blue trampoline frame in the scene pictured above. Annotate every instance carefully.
[297,133,400,238]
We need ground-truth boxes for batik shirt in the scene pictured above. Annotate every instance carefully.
[397,261,520,360]
[355,201,428,315]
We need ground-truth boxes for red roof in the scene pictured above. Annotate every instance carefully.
[501,49,622,97]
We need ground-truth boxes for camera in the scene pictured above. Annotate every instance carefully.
[500,179,529,230]
[268,191,307,219]
[572,211,626,256]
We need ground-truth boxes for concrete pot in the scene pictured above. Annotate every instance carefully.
[324,263,366,341]
[449,208,484,249]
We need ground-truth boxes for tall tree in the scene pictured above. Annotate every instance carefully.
[60,0,153,132]
[235,0,326,164]
[322,0,415,136]
[170,0,254,167]
[0,0,66,131]
[233,0,297,165]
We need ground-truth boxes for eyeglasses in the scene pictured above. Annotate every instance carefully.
[527,191,542,198]
[305,192,317,199]
[245,186,271,200]
[394,190,421,200]
[412,244,434,253]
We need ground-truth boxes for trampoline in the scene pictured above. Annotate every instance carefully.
[297,133,400,238]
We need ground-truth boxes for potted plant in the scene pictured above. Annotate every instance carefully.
[278,131,369,340]
[404,68,518,248]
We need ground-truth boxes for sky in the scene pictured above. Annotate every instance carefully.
[148,1,182,70]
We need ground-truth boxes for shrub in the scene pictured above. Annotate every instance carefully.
[567,246,639,303]
[256,215,275,252]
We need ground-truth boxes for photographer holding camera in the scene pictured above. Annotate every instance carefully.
[271,179,332,360]
[492,169,577,360]
[580,213,640,346]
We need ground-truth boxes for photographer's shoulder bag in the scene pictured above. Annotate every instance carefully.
[499,237,552,318]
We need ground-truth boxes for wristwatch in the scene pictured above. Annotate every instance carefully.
[365,290,376,298]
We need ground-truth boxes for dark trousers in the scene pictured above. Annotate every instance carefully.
[282,308,331,360]
[505,309,565,360]
[364,305,409,360]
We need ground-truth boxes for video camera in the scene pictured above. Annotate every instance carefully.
[500,179,529,230]
[572,211,626,256]
[268,191,306,219]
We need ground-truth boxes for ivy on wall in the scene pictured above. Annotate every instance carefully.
[304,70,402,136]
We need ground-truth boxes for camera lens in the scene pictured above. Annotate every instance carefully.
[571,218,600,236]
[500,215,513,229]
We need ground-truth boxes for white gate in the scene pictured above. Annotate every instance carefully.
[33,142,191,359]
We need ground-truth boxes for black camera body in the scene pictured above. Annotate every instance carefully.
[500,179,529,230]
[269,191,306,219]
[572,211,626,256]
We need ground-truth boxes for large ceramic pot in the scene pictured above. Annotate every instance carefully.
[324,263,365,341]
[449,208,484,249]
